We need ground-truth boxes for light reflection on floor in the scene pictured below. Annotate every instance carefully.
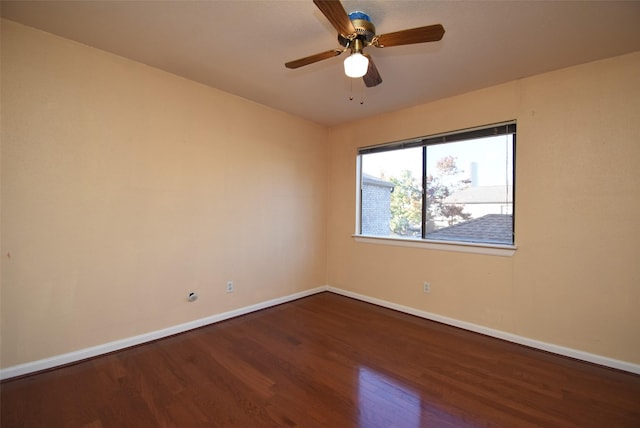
[357,366,477,427]
[357,367,422,428]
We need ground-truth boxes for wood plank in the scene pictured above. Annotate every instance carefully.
[2,292,639,427]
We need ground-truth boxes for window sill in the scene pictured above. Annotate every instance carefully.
[352,235,517,257]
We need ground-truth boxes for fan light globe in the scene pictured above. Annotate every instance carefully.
[344,52,369,78]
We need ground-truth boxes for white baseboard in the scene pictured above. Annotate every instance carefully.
[0,286,327,380]
[327,286,640,375]
[3,285,638,380]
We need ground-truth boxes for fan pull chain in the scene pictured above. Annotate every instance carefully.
[347,78,365,105]
[349,78,354,101]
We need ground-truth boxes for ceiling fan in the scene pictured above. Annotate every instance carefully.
[285,0,445,88]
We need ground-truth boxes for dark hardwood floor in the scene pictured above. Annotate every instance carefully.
[2,292,639,427]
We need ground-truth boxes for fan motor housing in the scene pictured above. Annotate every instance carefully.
[338,11,376,47]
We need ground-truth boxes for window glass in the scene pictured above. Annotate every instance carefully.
[361,147,422,238]
[358,123,515,246]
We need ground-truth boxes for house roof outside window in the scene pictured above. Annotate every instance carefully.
[362,174,395,189]
[426,214,513,244]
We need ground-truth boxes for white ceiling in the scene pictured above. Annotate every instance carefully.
[2,0,640,127]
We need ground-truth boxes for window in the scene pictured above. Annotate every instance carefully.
[357,122,515,247]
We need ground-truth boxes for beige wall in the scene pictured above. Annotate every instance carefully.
[327,51,640,364]
[1,20,328,368]
[2,18,639,370]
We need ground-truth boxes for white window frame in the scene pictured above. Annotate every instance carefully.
[354,121,517,257]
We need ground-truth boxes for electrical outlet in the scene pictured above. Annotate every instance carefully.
[423,282,431,293]
[226,281,234,293]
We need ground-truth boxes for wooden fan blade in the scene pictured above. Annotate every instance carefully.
[374,24,445,48]
[285,49,343,69]
[313,0,355,37]
[362,54,382,88]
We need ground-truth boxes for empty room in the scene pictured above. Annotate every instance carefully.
[1,1,639,426]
